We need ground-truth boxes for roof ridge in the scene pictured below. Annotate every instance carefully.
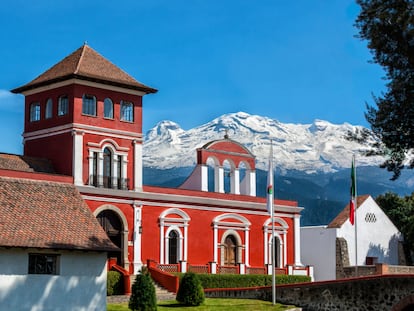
[74,44,87,74]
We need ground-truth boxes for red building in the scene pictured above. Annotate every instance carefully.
[8,44,310,283]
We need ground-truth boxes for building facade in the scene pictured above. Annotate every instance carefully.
[301,195,403,281]
[9,44,309,282]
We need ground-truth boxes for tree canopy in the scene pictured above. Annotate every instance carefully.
[355,0,414,179]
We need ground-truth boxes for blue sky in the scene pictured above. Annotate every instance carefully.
[0,0,385,155]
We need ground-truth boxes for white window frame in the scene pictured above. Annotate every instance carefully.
[58,95,68,116]
[29,102,41,122]
[45,98,53,119]
[82,94,97,116]
[120,100,133,122]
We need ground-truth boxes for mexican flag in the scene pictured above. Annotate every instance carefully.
[349,156,356,225]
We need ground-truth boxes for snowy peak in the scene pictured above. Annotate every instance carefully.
[143,112,383,172]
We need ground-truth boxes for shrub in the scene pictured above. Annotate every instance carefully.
[129,268,157,311]
[178,273,310,289]
[107,270,124,296]
[176,272,205,306]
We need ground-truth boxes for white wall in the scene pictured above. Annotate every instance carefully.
[301,226,337,281]
[0,249,108,311]
[338,196,402,266]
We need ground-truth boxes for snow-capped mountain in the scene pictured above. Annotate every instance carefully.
[143,111,383,173]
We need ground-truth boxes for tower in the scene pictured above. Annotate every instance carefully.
[12,44,157,191]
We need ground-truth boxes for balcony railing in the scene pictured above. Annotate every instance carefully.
[89,175,130,190]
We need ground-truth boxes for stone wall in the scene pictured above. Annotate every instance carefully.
[205,275,414,311]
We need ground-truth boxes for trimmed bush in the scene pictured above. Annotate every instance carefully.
[129,268,157,311]
[178,273,310,289]
[176,272,205,306]
[107,270,124,296]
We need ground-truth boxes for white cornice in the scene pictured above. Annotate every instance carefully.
[78,186,303,215]
[23,123,143,142]
[21,78,146,96]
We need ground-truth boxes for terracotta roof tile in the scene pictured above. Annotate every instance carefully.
[0,153,55,173]
[12,44,157,94]
[0,176,118,252]
[327,195,370,228]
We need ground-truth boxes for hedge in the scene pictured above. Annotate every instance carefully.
[107,270,124,296]
[176,273,310,289]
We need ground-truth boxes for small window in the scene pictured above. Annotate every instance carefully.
[82,94,97,116]
[28,253,59,275]
[45,98,53,119]
[29,102,41,122]
[120,101,133,122]
[104,98,114,119]
[58,96,68,116]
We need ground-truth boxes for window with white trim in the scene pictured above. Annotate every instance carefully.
[45,98,53,119]
[120,101,133,122]
[58,95,68,116]
[82,94,97,116]
[88,144,129,190]
[29,102,41,122]
[104,98,114,119]
[28,253,59,274]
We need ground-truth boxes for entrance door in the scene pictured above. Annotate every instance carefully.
[224,235,237,266]
[168,230,179,264]
[97,210,122,264]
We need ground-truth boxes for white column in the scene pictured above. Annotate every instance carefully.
[248,170,256,196]
[160,221,164,264]
[230,168,240,194]
[184,224,188,261]
[213,224,218,263]
[72,130,84,186]
[98,151,104,187]
[294,214,303,266]
[133,140,143,191]
[88,150,94,185]
[122,155,128,189]
[133,203,143,274]
[283,232,287,267]
[244,228,249,266]
[112,155,119,189]
[215,166,224,193]
[200,165,208,191]
[264,229,269,265]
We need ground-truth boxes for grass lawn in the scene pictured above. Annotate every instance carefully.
[108,298,296,311]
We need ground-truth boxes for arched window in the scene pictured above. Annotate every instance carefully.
[120,101,133,122]
[45,98,53,119]
[103,147,112,188]
[168,230,179,264]
[104,98,114,119]
[58,95,68,116]
[29,102,41,122]
[82,94,96,116]
[97,210,123,265]
[224,235,238,266]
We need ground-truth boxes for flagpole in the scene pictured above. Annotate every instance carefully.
[353,154,358,277]
[267,140,276,305]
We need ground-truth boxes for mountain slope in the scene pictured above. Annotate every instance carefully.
[143,111,383,173]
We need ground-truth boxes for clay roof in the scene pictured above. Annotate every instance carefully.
[11,44,157,94]
[0,153,55,173]
[0,176,118,252]
[327,194,370,228]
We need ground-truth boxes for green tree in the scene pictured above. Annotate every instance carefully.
[376,192,414,264]
[176,272,205,306]
[128,268,157,311]
[354,0,414,179]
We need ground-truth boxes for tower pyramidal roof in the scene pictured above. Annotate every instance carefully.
[12,44,157,94]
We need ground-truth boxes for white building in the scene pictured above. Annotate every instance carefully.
[301,195,403,281]
[0,175,118,311]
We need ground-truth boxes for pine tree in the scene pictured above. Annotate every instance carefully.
[128,268,157,311]
[355,0,414,179]
[176,272,205,306]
